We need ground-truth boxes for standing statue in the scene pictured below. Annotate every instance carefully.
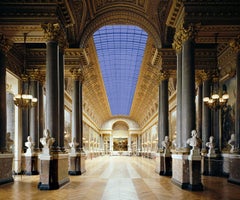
[206,136,216,157]
[228,133,235,153]
[25,136,35,156]
[6,132,14,152]
[186,130,202,156]
[40,129,55,155]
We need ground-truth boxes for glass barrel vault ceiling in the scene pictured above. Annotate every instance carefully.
[93,25,148,116]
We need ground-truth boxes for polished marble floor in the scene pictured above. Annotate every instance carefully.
[0,156,240,200]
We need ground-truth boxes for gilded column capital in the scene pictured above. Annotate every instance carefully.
[172,29,182,52]
[196,70,212,83]
[181,24,197,43]
[0,34,13,54]
[21,73,29,82]
[41,23,61,42]
[58,32,69,52]
[28,69,41,81]
[70,68,84,82]
[229,35,240,52]
[159,70,169,82]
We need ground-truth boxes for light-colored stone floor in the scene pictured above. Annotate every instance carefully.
[0,156,240,200]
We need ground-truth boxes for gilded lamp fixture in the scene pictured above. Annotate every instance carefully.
[203,84,229,110]
[13,33,37,108]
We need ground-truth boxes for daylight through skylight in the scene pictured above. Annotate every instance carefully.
[93,25,148,116]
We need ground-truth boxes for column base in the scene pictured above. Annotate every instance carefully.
[38,153,70,190]
[0,154,14,185]
[228,154,240,185]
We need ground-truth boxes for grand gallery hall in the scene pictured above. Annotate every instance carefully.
[0,0,240,199]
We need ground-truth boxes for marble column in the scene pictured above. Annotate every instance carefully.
[29,72,39,150]
[38,80,45,147]
[196,82,203,139]
[69,68,85,175]
[38,23,69,190]
[24,71,40,175]
[158,71,171,176]
[228,36,240,185]
[58,45,65,150]
[202,78,211,152]
[176,48,182,148]
[171,26,202,191]
[0,35,14,185]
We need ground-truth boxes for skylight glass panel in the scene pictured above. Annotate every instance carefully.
[93,25,148,116]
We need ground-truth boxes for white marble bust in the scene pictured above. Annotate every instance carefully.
[206,136,216,157]
[69,137,79,155]
[40,129,55,155]
[228,133,235,153]
[25,136,35,156]
[187,130,202,156]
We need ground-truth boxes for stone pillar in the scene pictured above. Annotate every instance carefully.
[196,81,202,139]
[29,70,40,150]
[69,68,86,175]
[228,36,240,185]
[0,34,14,185]
[38,79,45,148]
[58,42,66,150]
[171,25,202,190]
[158,71,171,176]
[202,77,211,152]
[24,70,40,175]
[22,79,29,152]
[38,23,69,190]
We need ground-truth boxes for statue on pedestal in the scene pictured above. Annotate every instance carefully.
[40,129,55,155]
[69,137,79,155]
[25,136,35,156]
[187,130,202,156]
[206,136,216,157]
[228,133,235,153]
[162,136,171,155]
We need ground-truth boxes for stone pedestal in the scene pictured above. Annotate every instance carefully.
[171,154,189,189]
[38,153,70,190]
[0,154,14,185]
[228,154,240,185]
[188,155,203,191]
[24,154,39,175]
[69,152,86,175]
[156,152,172,176]
[222,153,230,177]
[202,156,223,176]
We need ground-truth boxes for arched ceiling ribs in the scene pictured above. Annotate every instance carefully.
[79,9,161,48]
